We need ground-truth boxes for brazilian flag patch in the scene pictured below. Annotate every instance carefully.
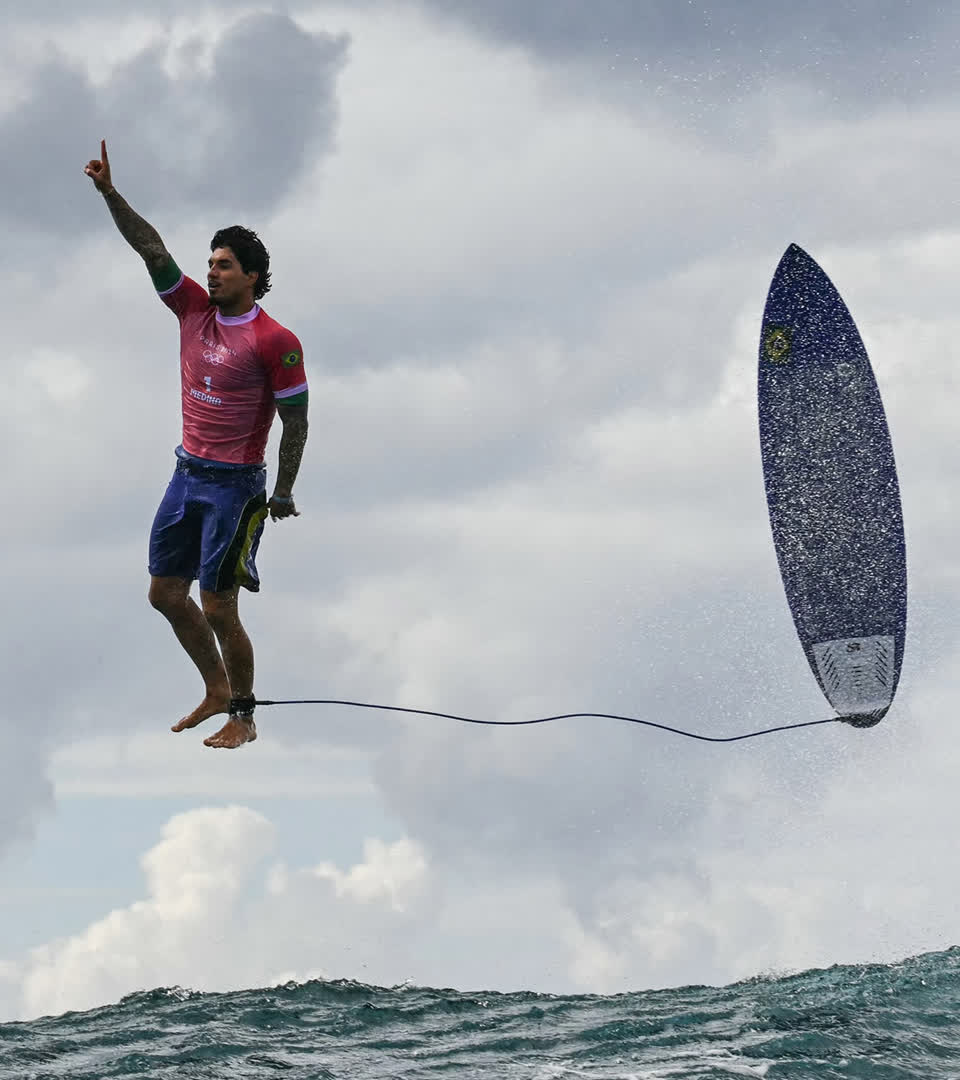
[763,326,792,363]
[281,351,302,368]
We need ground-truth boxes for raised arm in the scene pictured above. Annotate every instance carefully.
[84,140,171,275]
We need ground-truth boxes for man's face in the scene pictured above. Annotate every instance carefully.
[207,247,258,307]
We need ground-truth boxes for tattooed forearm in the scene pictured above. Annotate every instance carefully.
[102,188,169,270]
[275,411,309,496]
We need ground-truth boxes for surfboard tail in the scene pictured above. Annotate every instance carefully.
[809,634,898,719]
[838,710,888,729]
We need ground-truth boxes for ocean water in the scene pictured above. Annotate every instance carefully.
[2,947,959,1079]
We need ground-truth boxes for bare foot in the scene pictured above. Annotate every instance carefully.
[171,689,231,732]
[203,714,257,749]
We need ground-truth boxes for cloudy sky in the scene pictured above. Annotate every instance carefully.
[2,0,959,1021]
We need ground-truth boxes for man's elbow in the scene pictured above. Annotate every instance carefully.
[143,247,171,274]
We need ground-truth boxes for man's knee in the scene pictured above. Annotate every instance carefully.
[201,589,239,634]
[149,576,191,616]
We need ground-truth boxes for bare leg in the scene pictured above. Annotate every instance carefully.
[200,587,258,749]
[149,576,231,730]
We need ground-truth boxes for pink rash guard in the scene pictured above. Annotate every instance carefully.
[158,272,307,465]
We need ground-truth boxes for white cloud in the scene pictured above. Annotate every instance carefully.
[19,807,274,1018]
[14,808,434,1019]
[312,836,428,911]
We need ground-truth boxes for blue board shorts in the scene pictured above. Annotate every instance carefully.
[149,447,269,593]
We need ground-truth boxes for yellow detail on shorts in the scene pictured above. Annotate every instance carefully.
[764,326,792,363]
[235,505,269,587]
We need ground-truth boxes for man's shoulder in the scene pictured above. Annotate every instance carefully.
[160,271,212,321]
[253,309,302,355]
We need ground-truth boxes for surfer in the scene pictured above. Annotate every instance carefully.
[83,140,309,749]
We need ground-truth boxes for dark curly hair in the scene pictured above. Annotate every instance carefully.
[210,225,272,300]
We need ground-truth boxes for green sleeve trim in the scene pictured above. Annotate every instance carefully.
[150,256,182,293]
[277,391,309,407]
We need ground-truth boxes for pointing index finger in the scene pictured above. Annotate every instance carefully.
[101,139,109,164]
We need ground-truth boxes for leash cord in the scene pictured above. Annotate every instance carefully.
[242,698,842,743]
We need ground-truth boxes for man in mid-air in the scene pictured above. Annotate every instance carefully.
[84,140,309,749]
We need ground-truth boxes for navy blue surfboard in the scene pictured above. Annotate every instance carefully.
[758,244,906,727]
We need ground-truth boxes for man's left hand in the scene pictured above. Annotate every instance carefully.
[269,495,300,521]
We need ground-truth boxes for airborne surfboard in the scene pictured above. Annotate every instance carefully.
[758,244,906,727]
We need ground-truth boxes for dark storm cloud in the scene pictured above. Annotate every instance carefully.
[0,13,348,233]
[419,0,929,57]
[10,0,197,11]
[416,0,953,105]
